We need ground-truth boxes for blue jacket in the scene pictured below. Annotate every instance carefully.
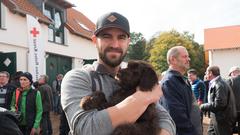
[191,79,205,102]
[161,69,197,135]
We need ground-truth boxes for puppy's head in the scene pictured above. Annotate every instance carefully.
[117,60,158,91]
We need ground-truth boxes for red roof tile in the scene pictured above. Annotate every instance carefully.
[66,8,95,40]
[204,25,240,50]
[2,0,94,39]
[2,0,52,24]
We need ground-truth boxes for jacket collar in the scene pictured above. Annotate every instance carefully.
[209,76,221,88]
[167,69,184,78]
[167,69,190,85]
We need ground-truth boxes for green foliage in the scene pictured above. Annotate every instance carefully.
[125,32,147,61]
[148,29,205,78]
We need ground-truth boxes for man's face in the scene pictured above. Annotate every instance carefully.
[230,70,240,77]
[19,76,31,89]
[38,76,45,84]
[0,73,9,85]
[187,73,197,83]
[57,75,63,81]
[93,28,130,67]
[205,70,213,80]
[174,48,190,72]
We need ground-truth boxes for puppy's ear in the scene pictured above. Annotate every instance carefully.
[127,61,139,69]
[139,68,158,91]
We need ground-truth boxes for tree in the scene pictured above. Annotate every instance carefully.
[148,30,205,78]
[125,32,147,61]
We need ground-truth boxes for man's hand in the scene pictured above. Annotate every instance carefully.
[107,84,163,127]
[136,84,163,104]
[199,103,208,112]
[197,100,203,106]
[30,128,38,135]
[159,129,171,135]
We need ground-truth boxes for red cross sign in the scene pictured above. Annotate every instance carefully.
[30,27,39,37]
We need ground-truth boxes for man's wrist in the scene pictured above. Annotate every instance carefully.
[132,90,152,105]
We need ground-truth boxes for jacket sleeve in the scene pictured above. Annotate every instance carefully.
[61,69,113,135]
[10,91,16,112]
[156,103,176,135]
[200,83,228,112]
[198,81,205,102]
[33,91,43,128]
[161,80,196,134]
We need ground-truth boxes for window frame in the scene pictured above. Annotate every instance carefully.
[44,5,65,44]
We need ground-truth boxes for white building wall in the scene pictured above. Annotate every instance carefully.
[0,42,28,71]
[0,5,97,72]
[0,6,28,71]
[45,29,97,58]
[0,8,28,48]
[208,48,240,78]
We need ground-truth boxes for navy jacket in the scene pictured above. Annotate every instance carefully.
[161,70,197,135]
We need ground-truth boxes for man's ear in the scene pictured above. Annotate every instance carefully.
[170,56,176,64]
[127,37,131,45]
[92,35,97,44]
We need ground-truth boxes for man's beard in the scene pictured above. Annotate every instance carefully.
[99,47,126,67]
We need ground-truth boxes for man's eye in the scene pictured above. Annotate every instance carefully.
[119,35,127,40]
[99,34,111,39]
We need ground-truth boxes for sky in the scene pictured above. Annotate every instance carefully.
[68,0,240,44]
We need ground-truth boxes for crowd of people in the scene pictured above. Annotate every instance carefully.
[1,11,240,135]
[0,71,67,135]
[159,46,240,135]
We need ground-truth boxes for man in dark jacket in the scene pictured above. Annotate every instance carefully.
[226,66,240,133]
[0,71,16,110]
[38,75,53,135]
[200,66,237,135]
[160,46,202,135]
[52,74,63,114]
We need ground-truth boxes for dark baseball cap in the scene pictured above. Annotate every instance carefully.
[94,12,130,37]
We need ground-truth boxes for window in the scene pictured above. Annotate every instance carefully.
[44,5,64,44]
[77,21,91,31]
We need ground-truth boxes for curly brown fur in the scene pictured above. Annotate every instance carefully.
[80,60,160,135]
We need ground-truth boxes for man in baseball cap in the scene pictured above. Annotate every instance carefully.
[61,11,175,135]
[94,12,130,37]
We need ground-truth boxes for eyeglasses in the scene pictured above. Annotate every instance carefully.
[0,75,7,77]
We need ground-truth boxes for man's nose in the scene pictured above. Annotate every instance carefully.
[110,38,120,48]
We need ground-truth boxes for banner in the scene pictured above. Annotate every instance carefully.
[27,14,44,81]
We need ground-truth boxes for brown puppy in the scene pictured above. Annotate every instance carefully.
[80,60,160,135]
